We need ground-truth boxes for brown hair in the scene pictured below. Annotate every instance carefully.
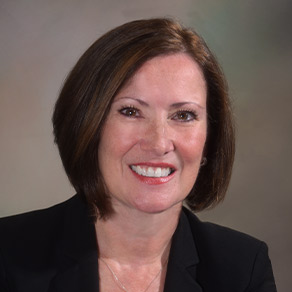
[52,18,235,219]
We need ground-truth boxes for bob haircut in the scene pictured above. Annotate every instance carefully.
[53,18,235,219]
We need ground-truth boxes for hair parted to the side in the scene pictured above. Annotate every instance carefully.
[52,17,235,219]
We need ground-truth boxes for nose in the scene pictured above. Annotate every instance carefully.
[139,120,174,156]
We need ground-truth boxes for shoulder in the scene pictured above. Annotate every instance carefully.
[182,207,277,291]
[0,195,84,266]
[0,194,95,291]
[0,195,80,240]
[183,207,263,253]
[0,194,99,291]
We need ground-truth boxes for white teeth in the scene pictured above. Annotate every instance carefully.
[161,168,167,177]
[148,167,154,177]
[155,168,161,177]
[131,165,172,178]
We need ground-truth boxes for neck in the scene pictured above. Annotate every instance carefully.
[95,203,182,265]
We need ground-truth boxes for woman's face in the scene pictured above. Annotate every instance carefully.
[98,53,207,214]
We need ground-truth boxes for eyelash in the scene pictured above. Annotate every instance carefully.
[171,109,198,122]
[119,106,141,117]
[118,106,198,122]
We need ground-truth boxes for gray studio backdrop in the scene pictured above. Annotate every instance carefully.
[1,0,291,290]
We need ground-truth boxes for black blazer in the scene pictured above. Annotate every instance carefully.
[0,194,277,291]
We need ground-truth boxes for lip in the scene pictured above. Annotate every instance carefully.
[129,162,176,185]
[131,162,176,169]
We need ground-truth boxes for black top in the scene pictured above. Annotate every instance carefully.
[0,194,277,291]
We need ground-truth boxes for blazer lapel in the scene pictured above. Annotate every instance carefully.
[47,196,202,292]
[48,195,99,292]
[164,209,203,292]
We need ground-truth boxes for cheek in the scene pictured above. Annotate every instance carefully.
[99,120,140,162]
[177,127,207,163]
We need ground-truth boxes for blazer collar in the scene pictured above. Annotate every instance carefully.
[164,208,202,292]
[48,195,99,292]
[48,196,202,292]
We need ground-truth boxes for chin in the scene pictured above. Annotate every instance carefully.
[132,198,183,214]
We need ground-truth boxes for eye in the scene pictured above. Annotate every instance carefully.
[172,110,198,122]
[119,106,140,118]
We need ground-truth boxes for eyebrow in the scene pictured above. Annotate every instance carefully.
[170,101,205,110]
[114,97,205,109]
[114,97,149,107]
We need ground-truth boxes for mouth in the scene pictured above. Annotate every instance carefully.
[130,164,175,178]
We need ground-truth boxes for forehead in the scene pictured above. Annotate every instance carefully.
[120,53,206,92]
[115,53,207,105]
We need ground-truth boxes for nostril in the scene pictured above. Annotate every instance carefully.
[140,135,174,154]
[139,123,174,155]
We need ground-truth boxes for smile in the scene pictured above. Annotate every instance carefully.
[130,165,174,178]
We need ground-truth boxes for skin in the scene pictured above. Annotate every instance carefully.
[96,53,207,292]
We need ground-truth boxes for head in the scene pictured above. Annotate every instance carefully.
[52,18,235,219]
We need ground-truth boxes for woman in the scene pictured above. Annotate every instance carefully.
[0,18,276,291]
